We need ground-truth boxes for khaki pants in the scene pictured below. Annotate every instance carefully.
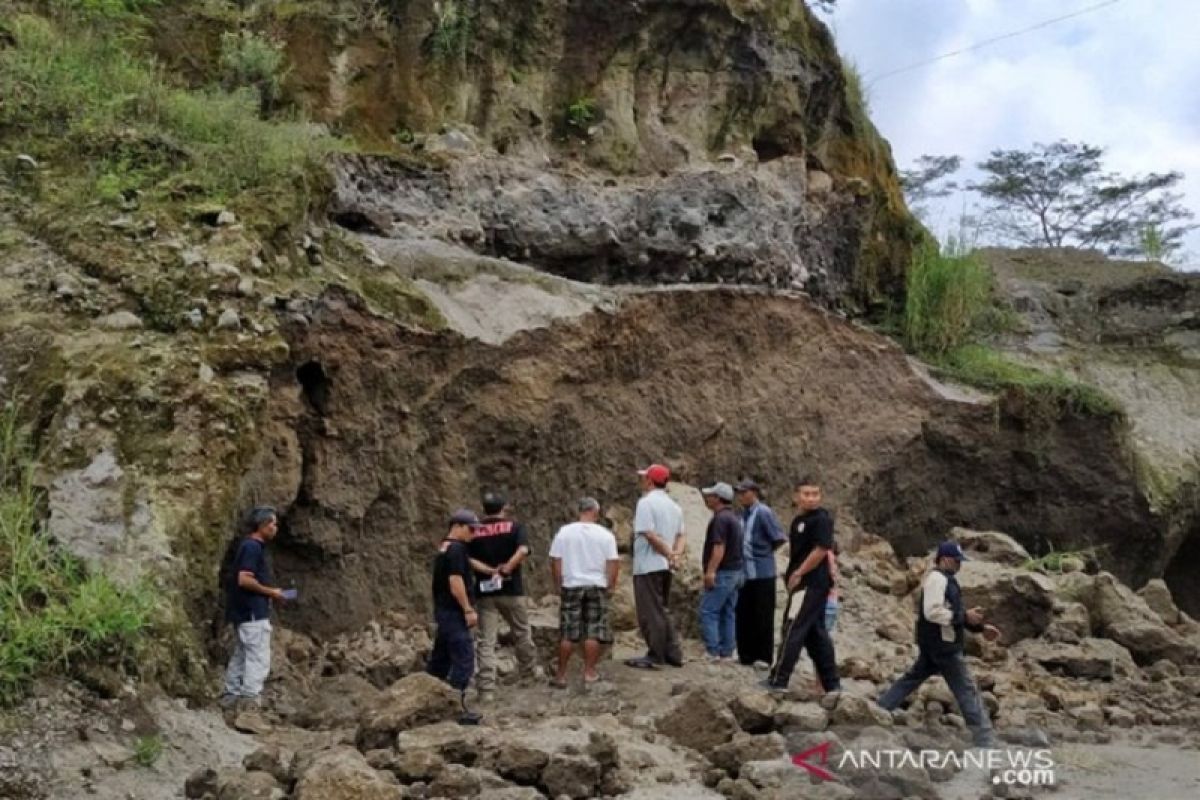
[475,594,538,692]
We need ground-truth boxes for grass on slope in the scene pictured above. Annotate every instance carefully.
[0,405,153,705]
[903,243,1121,416]
[0,9,337,213]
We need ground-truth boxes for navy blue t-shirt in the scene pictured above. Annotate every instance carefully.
[226,538,271,624]
[433,539,473,614]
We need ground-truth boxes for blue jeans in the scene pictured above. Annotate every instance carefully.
[699,570,744,657]
[427,607,474,692]
[877,649,993,746]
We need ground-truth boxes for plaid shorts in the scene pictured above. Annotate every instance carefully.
[559,586,612,643]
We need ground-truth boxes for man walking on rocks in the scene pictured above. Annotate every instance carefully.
[699,482,745,662]
[626,463,686,669]
[764,477,841,693]
[222,506,291,709]
[428,509,484,723]
[877,541,1001,748]
[549,497,621,686]
[468,491,541,702]
[734,479,786,667]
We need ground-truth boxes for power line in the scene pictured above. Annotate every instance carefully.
[865,0,1124,87]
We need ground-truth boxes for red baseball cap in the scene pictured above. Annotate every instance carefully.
[637,463,670,483]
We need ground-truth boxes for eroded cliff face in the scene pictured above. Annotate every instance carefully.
[228,284,1164,638]
[153,0,919,310]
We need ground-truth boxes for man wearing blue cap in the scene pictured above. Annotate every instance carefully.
[877,541,1001,748]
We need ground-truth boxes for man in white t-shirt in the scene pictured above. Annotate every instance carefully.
[549,497,620,687]
[626,463,686,669]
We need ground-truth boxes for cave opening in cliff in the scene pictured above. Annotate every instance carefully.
[1164,521,1200,618]
[297,360,330,417]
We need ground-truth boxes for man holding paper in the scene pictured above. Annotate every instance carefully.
[467,491,541,703]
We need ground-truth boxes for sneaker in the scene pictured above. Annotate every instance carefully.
[758,678,787,695]
[704,653,722,664]
[218,693,239,709]
[458,710,483,726]
[753,660,771,672]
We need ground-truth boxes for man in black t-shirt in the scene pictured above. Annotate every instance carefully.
[467,491,541,701]
[428,508,483,721]
[765,477,841,693]
[699,482,745,661]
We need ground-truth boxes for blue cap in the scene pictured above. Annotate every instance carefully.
[936,541,969,561]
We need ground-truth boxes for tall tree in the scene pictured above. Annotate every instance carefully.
[971,140,1194,258]
[899,154,962,219]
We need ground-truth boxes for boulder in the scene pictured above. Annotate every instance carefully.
[1138,579,1181,625]
[709,732,787,776]
[494,742,550,784]
[825,693,893,728]
[216,769,283,800]
[1064,572,1200,665]
[773,702,828,732]
[428,764,510,797]
[243,745,289,783]
[184,767,218,799]
[293,748,402,800]
[382,748,444,783]
[355,673,461,751]
[950,527,1032,566]
[1013,638,1137,681]
[540,753,601,799]
[729,691,778,734]
[395,722,496,767]
[655,689,739,755]
[955,561,1054,642]
[294,674,383,729]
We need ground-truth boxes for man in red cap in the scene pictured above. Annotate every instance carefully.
[626,463,686,669]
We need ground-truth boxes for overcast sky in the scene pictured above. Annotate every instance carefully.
[827,0,1200,267]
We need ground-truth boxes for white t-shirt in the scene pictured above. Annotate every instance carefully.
[550,522,619,589]
[632,489,684,576]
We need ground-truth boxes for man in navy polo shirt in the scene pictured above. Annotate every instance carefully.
[428,508,485,723]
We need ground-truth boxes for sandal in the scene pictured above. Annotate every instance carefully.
[624,657,658,670]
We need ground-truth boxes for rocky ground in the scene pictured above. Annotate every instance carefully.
[5,524,1200,800]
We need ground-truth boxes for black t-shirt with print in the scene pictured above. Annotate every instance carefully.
[785,508,835,591]
[467,516,529,596]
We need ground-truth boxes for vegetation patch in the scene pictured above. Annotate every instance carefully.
[134,733,164,767]
[0,405,153,705]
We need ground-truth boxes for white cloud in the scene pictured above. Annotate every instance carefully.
[829,0,1200,266]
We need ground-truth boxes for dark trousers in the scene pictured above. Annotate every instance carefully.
[427,607,474,692]
[633,571,682,665]
[878,648,993,745]
[768,588,840,690]
[736,577,777,665]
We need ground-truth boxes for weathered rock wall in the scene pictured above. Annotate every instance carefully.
[152,0,920,310]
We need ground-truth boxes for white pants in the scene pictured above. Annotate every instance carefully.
[224,619,272,697]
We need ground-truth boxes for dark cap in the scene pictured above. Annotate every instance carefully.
[936,541,969,561]
[734,478,760,494]
[481,491,507,515]
[448,508,482,528]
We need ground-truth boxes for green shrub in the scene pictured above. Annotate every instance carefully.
[0,405,153,705]
[840,56,871,128]
[904,243,993,357]
[566,97,597,130]
[427,0,473,63]
[218,29,287,117]
[134,734,164,767]
[1022,547,1097,574]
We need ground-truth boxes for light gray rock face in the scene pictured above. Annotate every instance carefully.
[330,155,869,306]
[46,449,165,581]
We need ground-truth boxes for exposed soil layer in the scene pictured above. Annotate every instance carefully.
[253,286,1168,637]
